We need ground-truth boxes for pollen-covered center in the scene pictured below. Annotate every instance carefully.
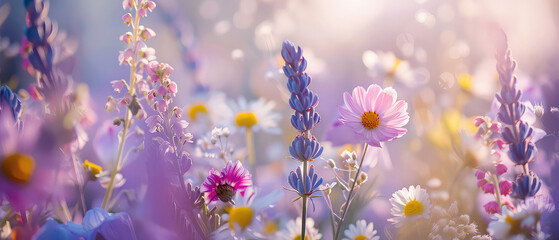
[83,160,103,175]
[404,200,423,217]
[361,111,380,129]
[216,184,235,202]
[228,207,253,230]
[1,153,35,184]
[188,103,208,120]
[505,215,522,235]
[235,111,258,127]
[293,234,308,240]
[353,236,367,240]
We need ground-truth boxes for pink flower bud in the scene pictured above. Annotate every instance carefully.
[122,13,133,25]
[157,85,167,97]
[158,99,168,113]
[136,81,150,95]
[162,64,174,75]
[492,139,507,150]
[496,163,507,175]
[119,32,132,44]
[475,170,485,180]
[122,0,133,9]
[110,79,126,93]
[473,117,485,127]
[147,89,156,102]
[490,122,501,133]
[483,201,500,214]
[502,200,515,210]
[477,178,487,188]
[168,81,177,94]
[499,180,512,196]
[143,1,156,11]
[138,8,147,17]
[141,28,156,40]
[106,96,117,113]
[482,183,495,194]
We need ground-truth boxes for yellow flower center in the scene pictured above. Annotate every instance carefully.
[361,111,380,129]
[458,73,473,92]
[235,111,258,127]
[389,57,402,75]
[263,221,277,234]
[1,153,35,184]
[188,103,208,121]
[293,234,307,240]
[354,235,368,240]
[505,215,522,235]
[83,160,102,175]
[228,207,253,230]
[404,200,423,217]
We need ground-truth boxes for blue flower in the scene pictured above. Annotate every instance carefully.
[34,208,137,240]
[287,165,323,197]
[289,135,323,161]
[0,86,22,121]
[512,171,542,200]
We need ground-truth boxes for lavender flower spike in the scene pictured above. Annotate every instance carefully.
[494,32,541,199]
[282,40,323,240]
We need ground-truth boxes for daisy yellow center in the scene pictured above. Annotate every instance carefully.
[1,153,35,184]
[188,103,208,120]
[505,215,522,235]
[228,207,253,230]
[361,111,380,129]
[83,160,102,175]
[354,236,368,240]
[235,111,258,127]
[404,200,423,217]
[293,234,307,240]
[263,221,277,234]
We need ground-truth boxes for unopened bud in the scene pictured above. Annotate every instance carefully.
[327,159,336,168]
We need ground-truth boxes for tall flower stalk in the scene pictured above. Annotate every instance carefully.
[281,40,323,240]
[494,33,542,201]
[101,0,156,209]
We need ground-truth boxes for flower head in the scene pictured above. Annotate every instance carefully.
[201,161,252,203]
[34,208,137,240]
[213,189,282,239]
[388,185,431,228]
[338,84,409,147]
[488,196,555,240]
[277,217,322,240]
[342,219,380,240]
[287,165,323,198]
[511,171,542,200]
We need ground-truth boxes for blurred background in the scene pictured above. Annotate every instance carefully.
[1,0,559,238]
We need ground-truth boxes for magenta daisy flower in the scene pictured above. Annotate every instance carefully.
[201,161,252,203]
[338,84,409,147]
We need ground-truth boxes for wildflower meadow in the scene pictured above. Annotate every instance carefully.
[0,0,558,239]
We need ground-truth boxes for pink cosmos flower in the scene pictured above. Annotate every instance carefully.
[201,161,252,203]
[338,84,409,147]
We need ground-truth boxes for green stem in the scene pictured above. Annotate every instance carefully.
[101,3,141,209]
[334,143,369,240]
[301,160,308,240]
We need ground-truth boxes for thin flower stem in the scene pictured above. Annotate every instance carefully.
[325,194,336,239]
[490,173,502,209]
[101,5,141,209]
[334,143,369,240]
[246,127,255,167]
[301,159,308,240]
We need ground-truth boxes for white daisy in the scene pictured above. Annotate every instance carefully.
[217,97,281,134]
[343,219,379,240]
[388,185,431,228]
[277,217,322,240]
[213,188,283,239]
[487,196,555,240]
